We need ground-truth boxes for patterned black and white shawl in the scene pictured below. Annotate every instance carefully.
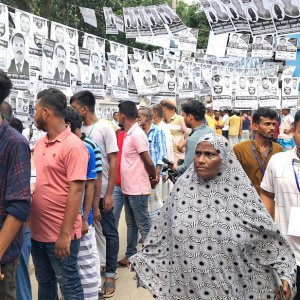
[130,133,297,300]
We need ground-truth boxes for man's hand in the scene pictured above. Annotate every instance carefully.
[93,206,101,223]
[162,175,168,183]
[81,220,89,236]
[0,266,4,281]
[150,177,159,189]
[103,194,114,213]
[55,232,71,259]
[275,280,291,300]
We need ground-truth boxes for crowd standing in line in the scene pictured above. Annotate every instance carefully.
[1,68,300,300]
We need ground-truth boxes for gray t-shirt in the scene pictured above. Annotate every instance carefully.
[81,121,118,198]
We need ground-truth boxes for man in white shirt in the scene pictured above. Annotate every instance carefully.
[278,108,295,151]
[221,110,229,139]
[260,110,300,299]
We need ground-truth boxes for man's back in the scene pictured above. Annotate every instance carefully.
[229,115,240,136]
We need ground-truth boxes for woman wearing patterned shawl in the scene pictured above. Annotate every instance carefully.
[130,133,296,299]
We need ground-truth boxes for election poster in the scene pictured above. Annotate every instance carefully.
[133,7,152,36]
[241,0,276,35]
[128,64,139,102]
[251,34,274,59]
[131,58,159,95]
[270,0,300,36]
[156,67,176,97]
[235,76,259,109]
[200,63,212,96]
[177,63,194,99]
[275,36,297,60]
[226,33,250,57]
[123,7,139,38]
[174,28,198,53]
[193,64,202,96]
[42,39,72,96]
[144,6,168,36]
[258,76,281,108]
[211,65,232,109]
[103,7,118,34]
[82,33,105,54]
[14,90,33,125]
[281,77,299,108]
[200,0,235,35]
[0,4,10,72]
[221,0,250,32]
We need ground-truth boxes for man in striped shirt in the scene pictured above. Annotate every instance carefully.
[65,107,102,299]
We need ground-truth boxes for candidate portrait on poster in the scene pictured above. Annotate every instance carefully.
[54,24,65,43]
[53,44,70,82]
[143,69,157,86]
[90,52,103,85]
[19,12,31,36]
[115,57,127,88]
[8,32,29,76]
[181,67,193,90]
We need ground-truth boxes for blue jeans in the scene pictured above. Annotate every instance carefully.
[16,226,32,300]
[113,185,124,229]
[123,194,150,258]
[31,238,83,300]
[99,198,119,278]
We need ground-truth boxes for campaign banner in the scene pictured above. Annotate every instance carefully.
[124,7,139,38]
[258,76,281,108]
[103,7,118,34]
[156,4,187,34]
[144,6,168,36]
[0,4,10,72]
[241,0,276,35]
[281,77,299,108]
[79,48,105,97]
[221,0,250,32]
[226,33,250,57]
[200,0,235,35]
[108,53,129,100]
[235,76,259,109]
[275,36,297,60]
[42,39,72,96]
[131,58,159,95]
[270,0,300,36]
[251,34,274,59]
[211,65,232,109]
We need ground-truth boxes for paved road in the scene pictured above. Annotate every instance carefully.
[30,210,153,299]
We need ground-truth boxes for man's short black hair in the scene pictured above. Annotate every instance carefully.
[70,90,96,113]
[0,101,13,121]
[294,111,300,127]
[0,71,12,105]
[118,101,137,120]
[37,88,67,118]
[55,44,66,55]
[64,106,83,133]
[11,32,25,44]
[10,117,23,133]
[253,107,277,124]
[181,100,206,121]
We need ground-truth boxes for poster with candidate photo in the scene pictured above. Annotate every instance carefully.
[235,76,258,109]
[103,7,118,34]
[83,33,105,54]
[42,39,72,96]
[211,65,232,109]
[200,63,212,96]
[0,4,10,72]
[144,6,168,36]
[110,41,128,61]
[251,34,274,59]
[123,7,139,38]
[177,63,194,99]
[7,30,30,90]
[221,0,250,32]
[226,33,250,57]
[281,77,299,108]
[275,37,297,60]
[270,0,300,35]
[258,76,281,108]
[200,0,235,34]
[156,4,187,34]
[156,68,176,97]
[174,28,198,53]
[108,53,129,100]
[128,64,139,102]
[241,0,276,35]
[132,7,152,36]
[131,59,159,95]
[79,48,105,98]
[14,90,33,125]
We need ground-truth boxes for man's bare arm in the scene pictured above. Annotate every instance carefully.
[260,189,275,220]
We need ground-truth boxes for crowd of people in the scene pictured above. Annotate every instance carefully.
[1,67,300,300]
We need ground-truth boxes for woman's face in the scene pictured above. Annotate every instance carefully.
[194,141,222,180]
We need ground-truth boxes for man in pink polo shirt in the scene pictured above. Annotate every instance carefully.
[117,101,156,267]
[31,88,88,300]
